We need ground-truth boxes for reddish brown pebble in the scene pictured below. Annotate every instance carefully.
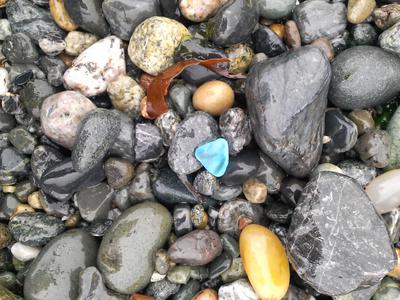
[284,20,301,49]
[58,52,74,67]
[238,216,253,231]
[191,288,218,300]
[311,37,335,61]
[130,294,155,300]
[104,158,135,189]
[270,23,285,40]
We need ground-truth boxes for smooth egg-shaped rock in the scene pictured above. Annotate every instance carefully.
[40,91,96,149]
[97,202,172,294]
[329,46,400,109]
[192,80,234,116]
[240,224,290,300]
[365,169,400,214]
[128,17,190,76]
[168,230,223,266]
[24,229,98,300]
[63,36,126,97]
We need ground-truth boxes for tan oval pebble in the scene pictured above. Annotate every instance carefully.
[348,0,376,24]
[0,0,7,7]
[64,213,81,228]
[349,109,375,135]
[243,178,267,204]
[311,37,334,61]
[64,31,98,57]
[285,20,301,49]
[373,4,400,30]
[27,191,43,210]
[191,288,218,300]
[192,80,234,116]
[50,0,78,32]
[11,204,35,218]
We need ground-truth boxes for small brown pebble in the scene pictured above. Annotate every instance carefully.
[270,23,285,40]
[130,294,155,300]
[58,52,74,67]
[191,205,208,229]
[192,80,234,116]
[64,31,98,57]
[243,177,268,204]
[0,223,11,249]
[27,192,43,210]
[348,109,375,135]
[284,20,301,49]
[11,204,35,218]
[238,216,253,231]
[49,0,78,32]
[311,37,334,61]
[105,158,135,189]
[64,213,81,228]
[191,288,218,300]
[0,0,7,8]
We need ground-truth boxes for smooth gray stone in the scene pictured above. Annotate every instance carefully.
[97,202,172,294]
[329,46,400,110]
[246,46,331,177]
[379,21,400,55]
[256,0,296,19]
[102,0,160,41]
[293,0,347,44]
[287,172,397,296]
[24,229,98,300]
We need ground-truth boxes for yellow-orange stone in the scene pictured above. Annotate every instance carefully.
[50,0,78,31]
[192,80,234,116]
[240,224,290,300]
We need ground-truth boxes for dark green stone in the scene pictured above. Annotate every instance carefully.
[8,212,65,247]
[8,127,38,155]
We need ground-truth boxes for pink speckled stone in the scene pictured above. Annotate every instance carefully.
[63,35,126,97]
[40,91,96,149]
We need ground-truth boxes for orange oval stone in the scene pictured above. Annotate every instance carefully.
[130,294,155,300]
[270,23,285,40]
[240,224,290,300]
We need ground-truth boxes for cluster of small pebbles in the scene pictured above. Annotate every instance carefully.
[0,0,398,300]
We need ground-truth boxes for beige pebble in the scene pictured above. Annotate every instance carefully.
[27,191,43,210]
[11,204,35,218]
[65,213,81,228]
[2,185,15,193]
[348,110,375,135]
[311,37,334,61]
[191,288,218,300]
[348,0,376,24]
[64,31,98,56]
[243,178,267,204]
[192,80,234,116]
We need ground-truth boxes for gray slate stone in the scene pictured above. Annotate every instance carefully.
[246,45,331,177]
[329,46,400,110]
[24,229,98,300]
[256,0,296,19]
[379,22,400,55]
[293,0,347,44]
[287,172,397,296]
[168,112,219,175]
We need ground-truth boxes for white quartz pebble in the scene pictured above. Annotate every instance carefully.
[0,67,9,96]
[365,169,400,214]
[11,242,41,262]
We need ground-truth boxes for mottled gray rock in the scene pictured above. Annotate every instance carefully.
[24,230,98,300]
[102,0,160,41]
[220,108,251,156]
[246,46,331,177]
[379,21,400,55]
[337,160,377,187]
[212,0,258,47]
[109,112,136,162]
[219,279,259,300]
[2,33,38,64]
[329,46,400,109]
[146,279,180,300]
[76,267,125,300]
[334,284,379,300]
[293,0,347,44]
[6,0,65,43]
[97,202,172,294]
[168,112,219,175]
[256,152,285,194]
[8,212,65,247]
[256,0,296,19]
[72,109,121,172]
[135,123,164,162]
[388,106,400,169]
[287,172,397,296]
[39,56,66,87]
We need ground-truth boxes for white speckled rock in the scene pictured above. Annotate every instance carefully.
[10,242,40,262]
[179,0,222,22]
[0,19,11,40]
[40,91,96,149]
[0,67,9,96]
[39,37,66,56]
[365,169,400,214]
[63,35,126,97]
[219,279,260,300]
[64,31,98,56]
[128,16,190,76]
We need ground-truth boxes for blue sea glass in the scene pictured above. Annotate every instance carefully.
[194,138,229,177]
